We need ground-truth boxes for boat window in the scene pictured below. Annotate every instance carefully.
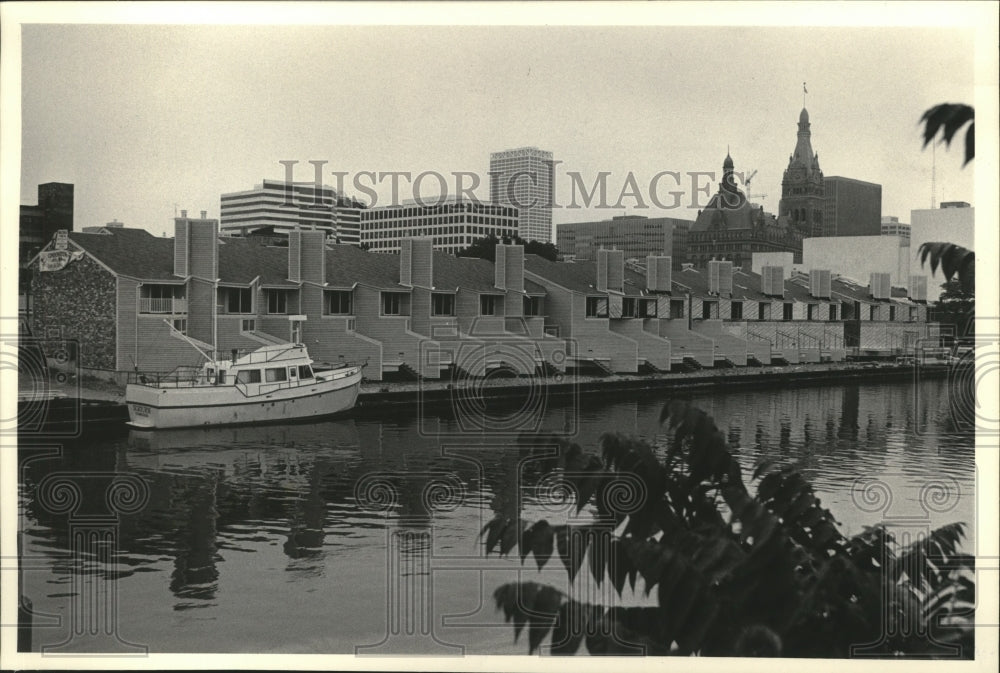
[265,367,288,383]
[288,367,297,379]
[217,370,227,385]
[237,369,261,384]
[298,365,313,379]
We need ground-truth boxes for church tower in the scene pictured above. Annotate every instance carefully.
[778,108,825,236]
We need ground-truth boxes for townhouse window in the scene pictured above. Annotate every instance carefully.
[586,296,609,318]
[381,292,408,316]
[807,304,817,321]
[266,289,292,314]
[219,287,252,314]
[480,294,500,316]
[639,299,657,318]
[783,303,794,321]
[432,293,455,316]
[830,304,839,321]
[171,318,187,335]
[326,290,353,315]
[731,301,743,320]
[869,305,878,321]
[140,284,186,314]
[889,305,897,321]
[702,301,718,320]
[669,299,685,319]
[758,303,769,320]
[241,319,256,332]
[622,298,637,318]
[523,296,542,317]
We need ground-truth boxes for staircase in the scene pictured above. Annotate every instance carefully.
[586,359,615,376]
[747,354,765,367]
[682,356,704,370]
[639,360,667,375]
[537,360,561,377]
[398,362,422,381]
[714,357,736,369]
[770,355,790,366]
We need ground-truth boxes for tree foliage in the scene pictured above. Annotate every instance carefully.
[920,103,974,166]
[483,401,975,657]
[456,234,559,262]
[916,103,975,295]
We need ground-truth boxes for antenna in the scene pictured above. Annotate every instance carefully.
[931,142,937,209]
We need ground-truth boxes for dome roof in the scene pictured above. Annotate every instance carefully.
[723,152,734,169]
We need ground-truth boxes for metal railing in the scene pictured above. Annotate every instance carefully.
[139,297,187,314]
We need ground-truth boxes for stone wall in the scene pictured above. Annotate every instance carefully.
[31,254,117,370]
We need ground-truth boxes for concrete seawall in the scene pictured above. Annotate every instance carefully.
[19,362,950,432]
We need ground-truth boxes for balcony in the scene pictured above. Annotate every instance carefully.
[139,297,188,314]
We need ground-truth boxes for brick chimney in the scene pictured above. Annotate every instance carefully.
[494,244,525,292]
[174,212,218,279]
[596,248,624,292]
[400,238,433,288]
[646,255,671,292]
[288,229,327,284]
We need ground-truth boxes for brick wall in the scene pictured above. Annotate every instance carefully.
[31,253,116,369]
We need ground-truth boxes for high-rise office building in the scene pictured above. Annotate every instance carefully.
[361,198,519,254]
[822,176,882,237]
[881,216,911,242]
[555,215,691,265]
[220,179,364,245]
[489,147,554,243]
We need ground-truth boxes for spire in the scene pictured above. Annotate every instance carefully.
[787,107,819,175]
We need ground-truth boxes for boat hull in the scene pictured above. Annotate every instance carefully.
[125,368,362,429]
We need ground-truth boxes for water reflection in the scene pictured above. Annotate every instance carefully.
[18,376,975,652]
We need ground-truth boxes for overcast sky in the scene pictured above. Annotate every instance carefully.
[18,17,979,237]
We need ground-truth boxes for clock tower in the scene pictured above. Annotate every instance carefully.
[778,108,825,237]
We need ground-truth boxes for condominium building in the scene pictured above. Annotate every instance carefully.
[489,147,554,243]
[555,215,691,265]
[360,198,519,254]
[220,179,364,245]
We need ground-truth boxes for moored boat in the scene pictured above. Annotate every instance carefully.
[125,343,362,429]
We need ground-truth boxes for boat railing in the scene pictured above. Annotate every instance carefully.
[127,366,205,388]
[224,344,307,365]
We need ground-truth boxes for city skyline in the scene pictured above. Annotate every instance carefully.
[12,15,982,241]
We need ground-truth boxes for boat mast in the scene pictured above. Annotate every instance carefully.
[163,319,216,364]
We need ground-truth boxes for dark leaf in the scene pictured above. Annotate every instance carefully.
[527,585,561,654]
[529,520,554,571]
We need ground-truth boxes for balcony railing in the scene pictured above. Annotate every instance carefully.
[139,297,187,314]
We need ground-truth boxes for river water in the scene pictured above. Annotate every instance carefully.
[17,376,975,654]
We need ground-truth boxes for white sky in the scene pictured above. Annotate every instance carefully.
[8,5,987,239]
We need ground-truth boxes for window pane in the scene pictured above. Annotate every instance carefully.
[265,367,288,383]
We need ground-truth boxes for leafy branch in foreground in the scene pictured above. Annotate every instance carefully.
[482,400,975,657]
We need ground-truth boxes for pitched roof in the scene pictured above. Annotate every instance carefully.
[68,228,178,280]
[525,255,647,296]
[325,245,405,289]
[218,238,295,286]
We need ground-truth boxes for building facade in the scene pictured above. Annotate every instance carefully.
[360,198,519,254]
[220,179,364,245]
[554,215,691,265]
[489,147,554,243]
[822,176,882,237]
[686,153,804,268]
[778,108,825,237]
[881,216,911,242]
[909,202,974,300]
[20,182,74,265]
[802,234,911,289]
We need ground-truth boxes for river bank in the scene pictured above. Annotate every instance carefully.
[17,360,949,433]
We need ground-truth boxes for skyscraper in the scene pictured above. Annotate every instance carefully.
[489,147,554,243]
[822,176,882,237]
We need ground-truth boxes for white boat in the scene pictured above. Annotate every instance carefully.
[125,343,363,429]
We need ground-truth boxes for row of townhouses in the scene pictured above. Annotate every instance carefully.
[27,215,937,381]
